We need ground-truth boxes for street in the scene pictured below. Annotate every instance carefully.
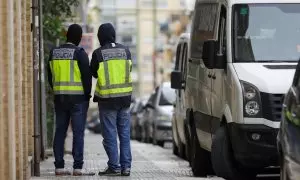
[30,131,280,180]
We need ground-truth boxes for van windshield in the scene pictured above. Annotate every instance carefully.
[233,4,300,62]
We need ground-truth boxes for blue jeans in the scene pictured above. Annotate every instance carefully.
[53,101,89,169]
[98,104,132,171]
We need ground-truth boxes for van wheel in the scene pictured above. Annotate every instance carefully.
[190,124,214,177]
[152,125,157,145]
[211,126,256,180]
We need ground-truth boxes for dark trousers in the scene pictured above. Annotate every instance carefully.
[53,101,89,169]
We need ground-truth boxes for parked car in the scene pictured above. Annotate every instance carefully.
[141,82,176,147]
[133,99,148,141]
[278,62,300,180]
[172,33,191,161]
[131,98,146,140]
[172,0,297,179]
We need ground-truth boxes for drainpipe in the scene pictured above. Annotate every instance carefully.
[39,0,47,161]
[152,0,157,88]
[32,0,41,176]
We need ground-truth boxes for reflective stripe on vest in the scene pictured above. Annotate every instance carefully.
[50,48,84,95]
[95,48,132,98]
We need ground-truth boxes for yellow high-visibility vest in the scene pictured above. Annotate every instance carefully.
[50,47,84,95]
[95,48,132,98]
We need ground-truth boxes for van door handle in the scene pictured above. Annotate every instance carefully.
[208,74,212,78]
[212,75,216,79]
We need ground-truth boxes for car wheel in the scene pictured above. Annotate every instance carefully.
[157,141,164,147]
[211,125,256,180]
[190,123,214,177]
[136,126,142,141]
[152,124,157,145]
[141,126,146,143]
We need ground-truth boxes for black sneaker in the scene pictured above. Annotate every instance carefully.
[98,167,121,176]
[121,169,131,176]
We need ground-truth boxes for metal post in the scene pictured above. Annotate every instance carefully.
[39,0,47,160]
[152,0,157,88]
[32,0,41,176]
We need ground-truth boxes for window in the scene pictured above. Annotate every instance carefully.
[190,3,219,59]
[140,0,152,8]
[101,0,115,9]
[182,44,188,81]
[233,4,300,62]
[157,0,168,9]
[217,6,227,57]
[174,44,182,70]
[116,0,136,8]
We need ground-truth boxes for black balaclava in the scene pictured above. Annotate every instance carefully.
[66,24,83,46]
[97,23,116,46]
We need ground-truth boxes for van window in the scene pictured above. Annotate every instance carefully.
[233,4,300,62]
[174,44,182,70]
[217,6,227,56]
[190,3,219,59]
[182,44,188,81]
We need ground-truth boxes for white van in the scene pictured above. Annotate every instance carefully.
[171,0,299,179]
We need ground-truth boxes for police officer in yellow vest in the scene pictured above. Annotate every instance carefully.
[47,24,94,176]
[90,23,132,176]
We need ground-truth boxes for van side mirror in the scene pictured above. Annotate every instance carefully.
[202,40,225,69]
[171,71,183,89]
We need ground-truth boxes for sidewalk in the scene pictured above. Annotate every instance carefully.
[31,131,211,180]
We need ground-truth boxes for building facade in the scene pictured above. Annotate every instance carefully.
[87,0,191,97]
[0,0,34,179]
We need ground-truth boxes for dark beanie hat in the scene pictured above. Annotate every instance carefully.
[66,24,83,46]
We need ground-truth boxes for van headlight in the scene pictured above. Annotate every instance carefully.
[241,81,262,117]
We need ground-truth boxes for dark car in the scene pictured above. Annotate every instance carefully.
[141,82,176,147]
[130,98,148,141]
[278,63,300,180]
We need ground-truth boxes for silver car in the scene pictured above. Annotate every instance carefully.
[142,82,176,147]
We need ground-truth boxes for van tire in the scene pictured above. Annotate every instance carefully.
[190,123,214,177]
[211,126,256,180]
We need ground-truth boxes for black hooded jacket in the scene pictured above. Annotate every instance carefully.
[90,23,132,108]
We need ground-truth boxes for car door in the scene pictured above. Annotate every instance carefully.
[211,4,226,135]
[189,2,219,150]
